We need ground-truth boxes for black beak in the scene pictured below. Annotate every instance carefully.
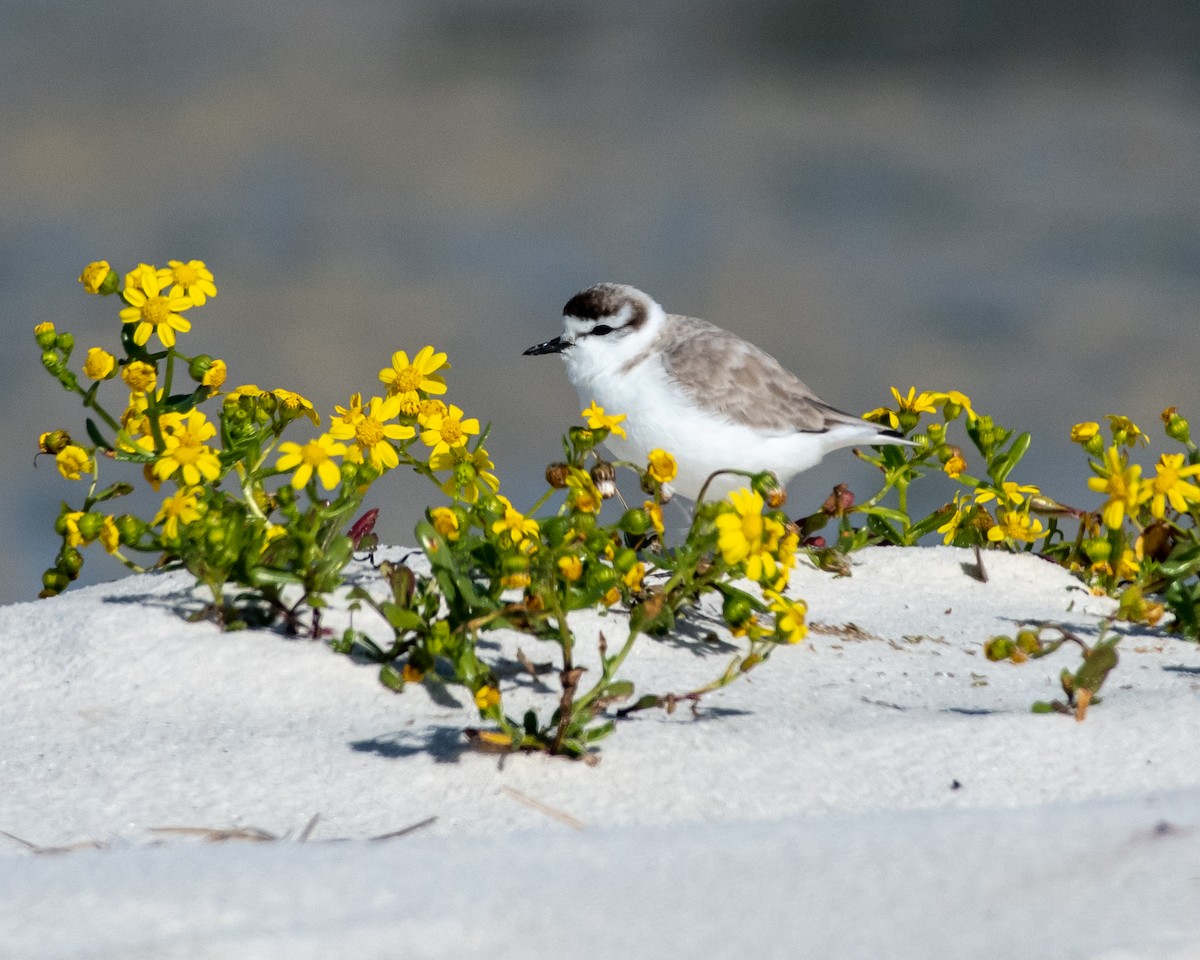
[523,335,569,356]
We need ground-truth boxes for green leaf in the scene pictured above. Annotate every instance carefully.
[1160,542,1200,579]
[907,506,955,540]
[85,418,114,452]
[990,432,1031,486]
[582,720,615,742]
[603,680,635,700]
[858,505,910,525]
[247,566,305,589]
[378,663,405,692]
[381,602,425,633]
[159,388,208,415]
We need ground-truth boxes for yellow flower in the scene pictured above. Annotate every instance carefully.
[420,404,479,457]
[1106,415,1148,447]
[430,507,461,542]
[124,262,159,291]
[602,586,622,607]
[121,360,157,393]
[153,410,222,486]
[565,469,601,514]
[930,390,977,422]
[501,571,532,590]
[55,445,93,480]
[161,259,217,306]
[1148,453,1200,519]
[474,685,501,711]
[892,386,938,415]
[715,488,783,584]
[622,561,646,591]
[78,261,112,295]
[379,346,450,400]
[275,434,347,490]
[942,454,967,479]
[82,347,116,381]
[430,445,500,503]
[765,589,808,644]
[273,389,319,426]
[201,359,227,390]
[492,503,539,544]
[328,394,414,471]
[225,384,266,402]
[331,393,364,431]
[863,405,899,429]
[974,481,1039,508]
[99,516,120,554]
[1087,446,1149,530]
[402,663,424,684]
[119,268,193,348]
[581,401,627,439]
[1070,422,1101,444]
[62,511,86,547]
[557,554,583,581]
[416,397,448,425]
[772,530,800,590]
[155,488,203,539]
[647,449,677,484]
[986,509,1046,543]
[937,493,970,545]
[643,499,665,536]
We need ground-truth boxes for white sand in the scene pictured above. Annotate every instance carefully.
[2,546,1198,959]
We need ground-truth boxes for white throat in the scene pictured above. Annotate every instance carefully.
[561,298,666,389]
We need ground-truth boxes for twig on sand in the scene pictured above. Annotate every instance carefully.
[501,785,585,831]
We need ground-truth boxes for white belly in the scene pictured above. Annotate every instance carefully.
[569,359,832,502]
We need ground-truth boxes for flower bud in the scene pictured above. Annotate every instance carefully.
[55,332,74,353]
[822,483,855,517]
[898,411,920,433]
[115,514,146,544]
[984,635,1015,661]
[40,568,70,595]
[545,462,571,488]
[38,430,71,455]
[41,351,60,373]
[617,507,652,536]
[77,512,106,542]
[79,261,119,295]
[613,547,639,575]
[590,461,617,499]
[1162,407,1190,444]
[453,460,478,487]
[34,322,57,350]
[1083,434,1105,458]
[568,426,598,450]
[188,354,215,382]
[751,471,787,509]
[1015,629,1042,655]
[57,546,84,577]
[721,593,753,629]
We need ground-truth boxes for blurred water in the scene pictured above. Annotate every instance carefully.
[3,1,1199,604]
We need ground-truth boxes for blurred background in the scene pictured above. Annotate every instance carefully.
[3,0,1199,605]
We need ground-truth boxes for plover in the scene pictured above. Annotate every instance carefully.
[524,283,912,501]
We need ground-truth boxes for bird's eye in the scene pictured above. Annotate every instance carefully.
[591,324,614,337]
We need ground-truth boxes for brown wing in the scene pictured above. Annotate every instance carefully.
[658,315,859,435]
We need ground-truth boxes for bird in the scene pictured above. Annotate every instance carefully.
[523,283,913,501]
